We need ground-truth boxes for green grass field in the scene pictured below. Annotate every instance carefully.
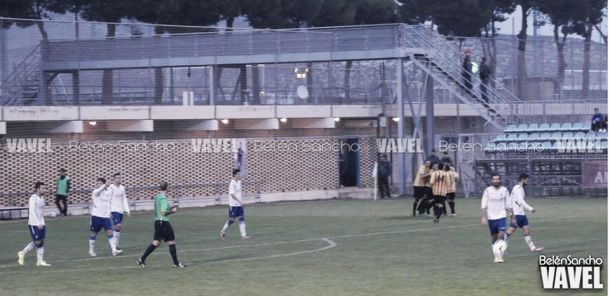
[0,197,606,296]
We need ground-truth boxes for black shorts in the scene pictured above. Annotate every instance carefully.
[433,195,446,204]
[55,194,67,200]
[423,187,433,198]
[153,221,175,242]
[413,186,424,198]
[446,192,455,200]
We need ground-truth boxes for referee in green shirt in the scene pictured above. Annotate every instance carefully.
[137,182,185,268]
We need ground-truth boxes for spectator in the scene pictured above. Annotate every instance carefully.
[441,152,452,166]
[479,57,491,103]
[591,108,605,132]
[425,149,441,165]
[377,155,392,199]
[462,49,473,93]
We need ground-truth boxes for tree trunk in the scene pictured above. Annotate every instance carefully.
[594,25,607,45]
[516,4,529,100]
[553,25,567,100]
[36,21,48,41]
[343,60,352,103]
[581,23,592,99]
[102,24,116,104]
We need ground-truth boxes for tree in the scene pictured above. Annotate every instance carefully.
[537,0,579,98]
[480,0,516,88]
[513,0,538,100]
[568,0,606,99]
[79,0,133,104]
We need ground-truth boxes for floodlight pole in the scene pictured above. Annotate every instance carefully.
[396,58,406,196]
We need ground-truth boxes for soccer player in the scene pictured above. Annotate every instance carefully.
[17,182,51,266]
[89,178,122,257]
[445,162,459,216]
[481,173,512,263]
[505,173,544,253]
[55,168,70,217]
[429,163,448,223]
[220,169,250,239]
[417,165,434,216]
[412,161,431,216]
[137,182,186,268]
[109,173,130,250]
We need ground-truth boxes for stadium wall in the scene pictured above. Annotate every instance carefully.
[0,137,383,208]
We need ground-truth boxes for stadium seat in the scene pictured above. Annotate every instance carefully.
[587,132,597,139]
[528,133,541,141]
[573,132,586,140]
[559,123,572,131]
[572,122,588,131]
[542,141,553,151]
[491,134,507,143]
[550,132,562,141]
[539,132,551,141]
[506,134,518,141]
[507,142,519,152]
[517,133,529,141]
[596,132,608,139]
[549,123,561,131]
[538,123,551,132]
[504,124,518,133]
[516,124,528,132]
[484,143,496,152]
[602,141,608,150]
[526,123,539,132]
[562,132,574,139]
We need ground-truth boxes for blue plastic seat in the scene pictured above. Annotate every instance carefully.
[538,123,551,132]
[491,134,507,143]
[516,124,528,132]
[560,123,572,131]
[562,132,574,139]
[586,132,597,139]
[539,133,551,141]
[506,134,518,141]
[596,132,608,139]
[505,124,518,133]
[551,132,562,140]
[526,123,539,132]
[573,132,586,140]
[517,133,529,141]
[572,122,587,131]
[528,133,541,141]
[549,123,561,131]
[542,141,553,151]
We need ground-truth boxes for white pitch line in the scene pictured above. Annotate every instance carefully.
[0,238,337,275]
[0,214,597,271]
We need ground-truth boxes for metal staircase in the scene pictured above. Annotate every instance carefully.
[403,25,522,130]
[1,44,44,105]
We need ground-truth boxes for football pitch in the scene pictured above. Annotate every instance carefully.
[0,197,606,296]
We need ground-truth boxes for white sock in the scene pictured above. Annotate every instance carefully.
[21,242,35,254]
[221,222,230,234]
[524,235,536,250]
[89,239,96,253]
[239,222,247,237]
[114,231,121,248]
[108,236,117,252]
[36,247,44,263]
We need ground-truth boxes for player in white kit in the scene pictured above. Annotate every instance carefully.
[220,169,250,239]
[505,173,544,253]
[17,182,51,266]
[480,173,513,263]
[89,177,122,257]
